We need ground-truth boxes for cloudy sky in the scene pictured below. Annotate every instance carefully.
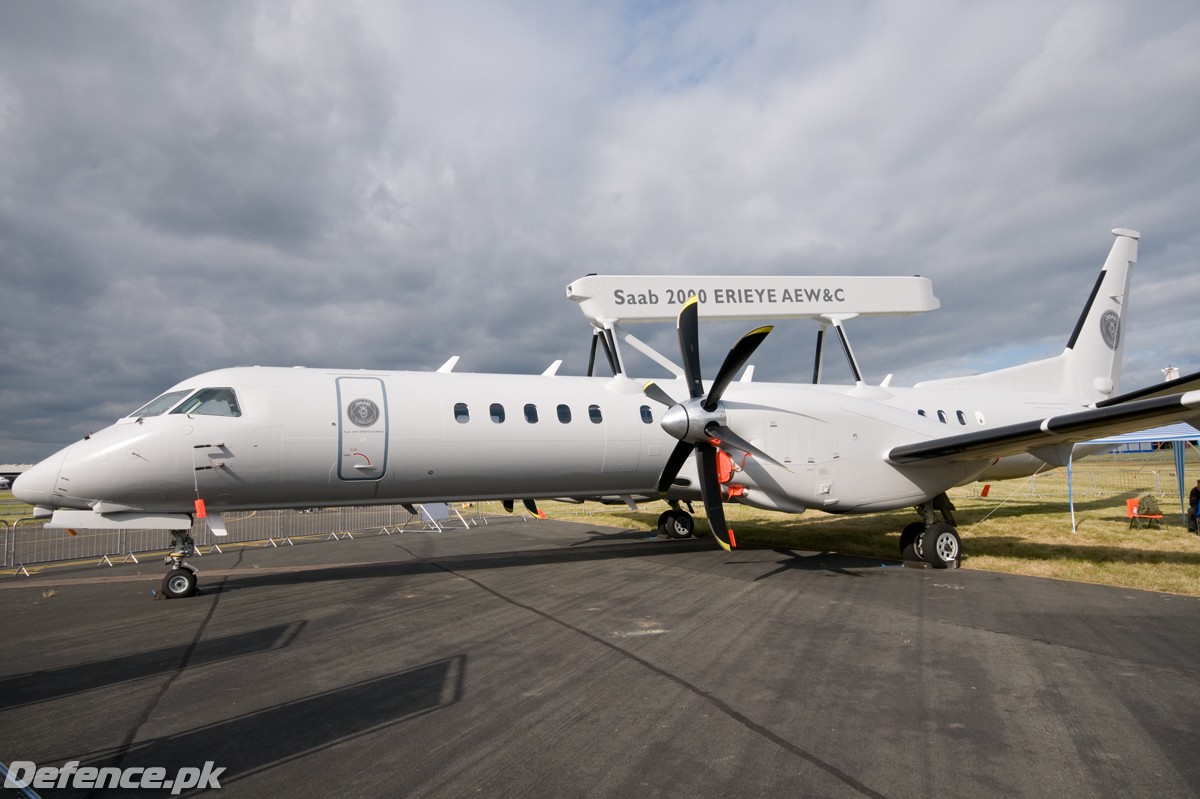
[2,0,1198,464]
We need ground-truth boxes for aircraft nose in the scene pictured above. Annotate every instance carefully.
[12,447,69,509]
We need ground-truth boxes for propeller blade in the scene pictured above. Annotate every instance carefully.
[703,325,773,411]
[657,440,696,494]
[698,445,735,551]
[677,297,704,399]
[642,381,677,408]
[502,500,515,513]
[705,423,790,470]
[523,498,546,519]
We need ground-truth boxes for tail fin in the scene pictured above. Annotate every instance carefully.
[915,228,1138,402]
[1060,228,1138,399]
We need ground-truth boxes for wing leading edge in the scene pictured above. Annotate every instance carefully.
[888,391,1200,466]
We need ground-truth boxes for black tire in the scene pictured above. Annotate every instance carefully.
[162,568,198,599]
[663,510,695,539]
[916,522,960,569]
[656,510,675,536]
[899,522,925,559]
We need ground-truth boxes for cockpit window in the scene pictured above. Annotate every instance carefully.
[130,389,193,418]
[170,387,242,417]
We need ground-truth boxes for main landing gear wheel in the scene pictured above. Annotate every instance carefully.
[914,522,961,569]
[899,521,925,560]
[162,567,198,599]
[657,509,696,539]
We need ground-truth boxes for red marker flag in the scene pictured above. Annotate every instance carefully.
[194,498,207,519]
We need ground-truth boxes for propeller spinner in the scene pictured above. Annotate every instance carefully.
[643,297,773,551]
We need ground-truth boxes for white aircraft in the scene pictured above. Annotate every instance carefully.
[13,228,1200,598]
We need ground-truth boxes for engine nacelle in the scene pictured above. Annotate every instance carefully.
[731,489,808,515]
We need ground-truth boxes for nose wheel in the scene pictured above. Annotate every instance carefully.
[162,566,198,599]
[161,530,200,598]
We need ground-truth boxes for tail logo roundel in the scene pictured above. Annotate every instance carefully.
[1100,311,1120,350]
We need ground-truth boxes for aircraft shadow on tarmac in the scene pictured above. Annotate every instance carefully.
[77,655,467,791]
[741,548,895,581]
[568,528,684,545]
[205,537,713,594]
[209,536,899,596]
[0,622,306,711]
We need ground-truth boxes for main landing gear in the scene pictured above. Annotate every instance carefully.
[899,493,962,569]
[161,529,200,599]
[657,501,697,539]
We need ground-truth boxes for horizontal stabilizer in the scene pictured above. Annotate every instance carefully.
[889,391,1200,466]
[1096,369,1200,408]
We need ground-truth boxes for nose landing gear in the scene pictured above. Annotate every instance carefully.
[161,530,199,598]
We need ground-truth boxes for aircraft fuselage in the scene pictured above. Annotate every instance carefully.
[16,365,1093,519]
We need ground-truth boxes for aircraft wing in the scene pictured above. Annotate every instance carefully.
[1096,369,1200,407]
[888,391,1200,466]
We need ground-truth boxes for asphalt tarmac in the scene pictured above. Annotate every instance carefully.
[2,516,1200,798]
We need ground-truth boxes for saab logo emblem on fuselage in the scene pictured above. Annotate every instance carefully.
[347,398,380,427]
[1100,311,1120,350]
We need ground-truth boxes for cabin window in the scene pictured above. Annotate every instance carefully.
[490,403,505,423]
[640,405,654,424]
[557,404,572,423]
[588,404,603,423]
[170,387,241,417]
[524,403,539,423]
[453,402,470,423]
[937,410,947,423]
[132,389,193,417]
[956,410,967,425]
[917,409,927,417]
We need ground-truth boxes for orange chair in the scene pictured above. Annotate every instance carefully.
[1126,497,1165,529]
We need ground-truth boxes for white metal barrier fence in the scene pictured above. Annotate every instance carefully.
[1,505,437,572]
[0,500,626,572]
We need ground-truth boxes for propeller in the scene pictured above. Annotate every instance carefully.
[502,498,546,519]
[643,297,774,551]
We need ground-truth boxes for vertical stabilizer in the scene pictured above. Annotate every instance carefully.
[914,228,1138,402]
[1060,228,1138,400]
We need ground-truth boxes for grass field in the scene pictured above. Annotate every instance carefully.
[3,449,1199,595]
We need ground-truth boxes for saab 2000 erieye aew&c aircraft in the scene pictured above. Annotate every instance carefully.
[14,228,1200,598]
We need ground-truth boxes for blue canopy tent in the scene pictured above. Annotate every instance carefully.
[1074,422,1200,531]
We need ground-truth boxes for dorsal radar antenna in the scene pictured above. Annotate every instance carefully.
[565,274,939,380]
